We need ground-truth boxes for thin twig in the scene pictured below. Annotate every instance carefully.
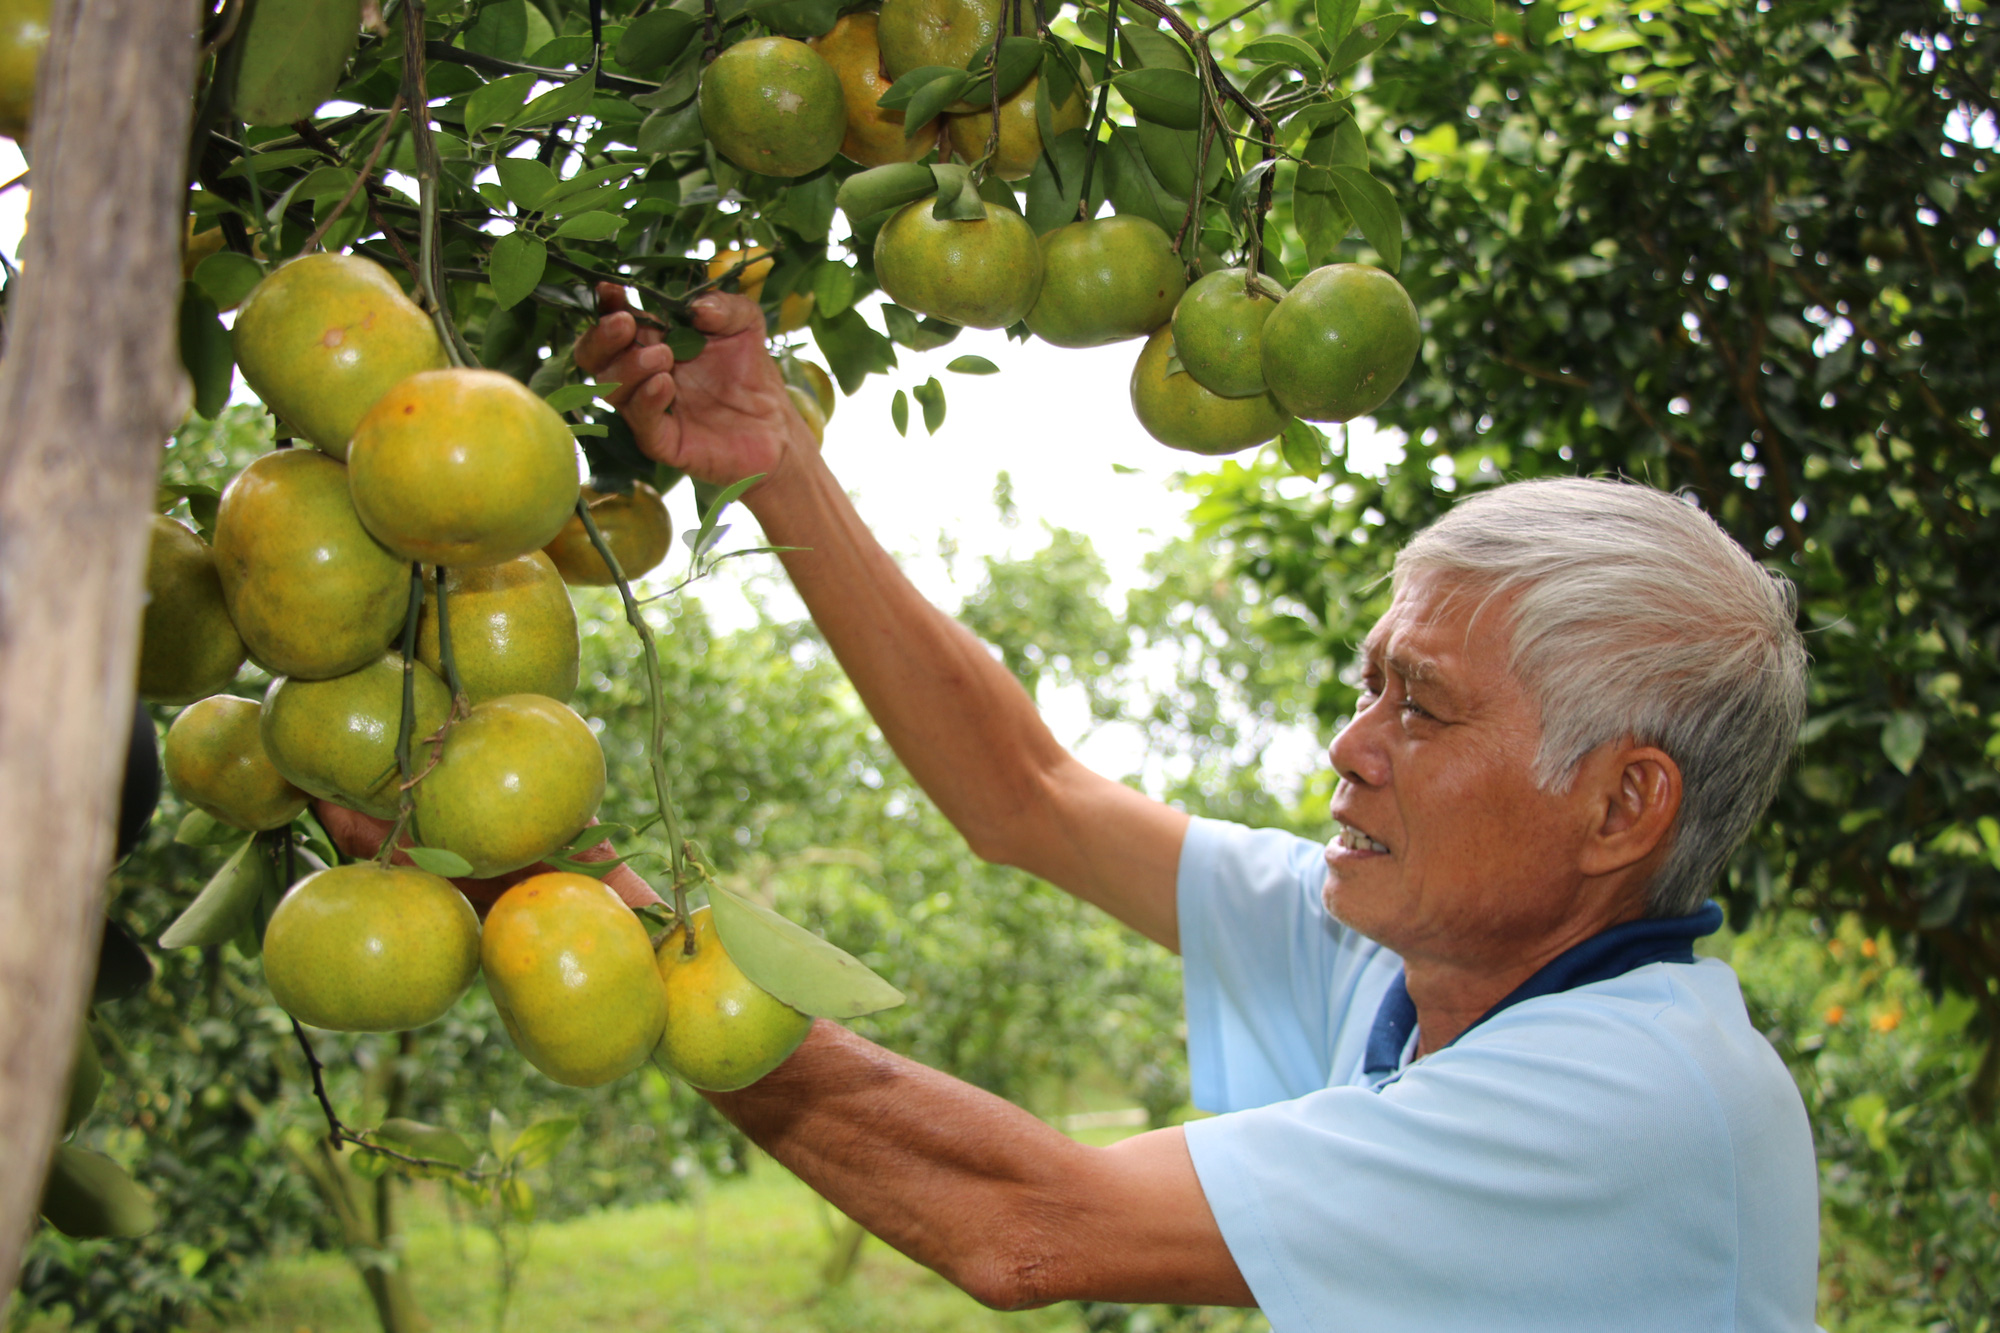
[1200,0,1274,38]
[422,38,653,94]
[1077,0,1119,220]
[401,1,478,367]
[289,1018,494,1177]
[302,98,406,254]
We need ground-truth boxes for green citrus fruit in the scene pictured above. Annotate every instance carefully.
[482,872,667,1087]
[812,13,936,168]
[137,515,245,705]
[0,0,49,141]
[945,73,1085,180]
[413,694,604,878]
[543,483,672,587]
[1171,267,1288,399]
[654,906,812,1092]
[699,37,847,179]
[347,368,580,567]
[262,863,481,1032]
[416,551,578,704]
[1024,216,1186,349]
[875,196,1043,329]
[786,385,827,445]
[795,360,837,420]
[164,695,309,831]
[1259,263,1421,423]
[212,449,409,681]
[1130,325,1290,455]
[262,652,452,819]
[878,0,1020,109]
[233,253,447,459]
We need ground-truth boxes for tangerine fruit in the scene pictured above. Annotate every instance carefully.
[945,73,1085,181]
[212,449,408,680]
[413,694,604,878]
[654,906,812,1091]
[774,289,816,333]
[416,551,579,704]
[707,245,774,302]
[482,872,667,1087]
[1259,263,1421,422]
[1130,324,1290,455]
[1024,215,1186,349]
[875,196,1042,329]
[163,695,309,832]
[262,863,481,1032]
[232,253,447,459]
[699,37,846,179]
[347,368,580,567]
[786,385,827,445]
[261,652,451,819]
[543,482,673,587]
[1171,267,1288,399]
[811,11,936,167]
[0,0,48,141]
[137,515,246,705]
[878,0,1020,109]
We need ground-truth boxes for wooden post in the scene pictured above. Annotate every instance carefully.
[0,0,197,1299]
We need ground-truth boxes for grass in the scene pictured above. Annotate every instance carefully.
[178,1156,1103,1333]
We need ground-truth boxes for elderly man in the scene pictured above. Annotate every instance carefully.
[576,288,1821,1331]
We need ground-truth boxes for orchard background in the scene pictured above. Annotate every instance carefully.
[0,0,1996,1329]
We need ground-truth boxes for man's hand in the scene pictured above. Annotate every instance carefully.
[312,799,662,913]
[573,282,816,494]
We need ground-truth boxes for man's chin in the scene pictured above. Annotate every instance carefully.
[1322,872,1397,946]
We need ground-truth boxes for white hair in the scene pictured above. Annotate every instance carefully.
[1394,477,1808,918]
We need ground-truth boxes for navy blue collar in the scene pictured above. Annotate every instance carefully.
[1361,902,1725,1081]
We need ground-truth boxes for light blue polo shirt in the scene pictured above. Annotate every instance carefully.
[1177,817,1820,1332]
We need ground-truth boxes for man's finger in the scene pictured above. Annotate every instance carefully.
[689,291,768,340]
[575,309,637,377]
[595,280,632,315]
[595,340,675,408]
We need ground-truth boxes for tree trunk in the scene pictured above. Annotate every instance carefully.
[0,0,197,1302]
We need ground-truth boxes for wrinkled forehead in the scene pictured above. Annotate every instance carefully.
[1361,568,1516,663]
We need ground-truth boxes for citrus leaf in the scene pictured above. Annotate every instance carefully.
[1293,167,1354,266]
[488,1108,513,1159]
[1113,68,1202,130]
[876,63,965,112]
[220,148,320,178]
[928,163,987,221]
[464,0,529,58]
[1882,711,1927,775]
[890,389,909,436]
[466,72,536,136]
[160,838,273,950]
[638,101,706,155]
[192,251,264,310]
[543,382,607,413]
[1116,24,1193,71]
[946,355,999,374]
[41,1145,158,1239]
[488,232,547,310]
[833,162,935,221]
[503,1177,535,1222]
[496,156,559,211]
[178,284,234,420]
[508,1116,578,1169]
[174,808,247,848]
[905,72,978,138]
[373,1118,478,1170]
[665,326,707,361]
[1240,34,1324,79]
[1326,166,1402,272]
[405,846,474,878]
[616,7,699,70]
[913,376,946,433]
[1435,0,1495,24]
[707,884,903,1018]
[984,35,1044,99]
[745,0,843,39]
[1280,418,1329,479]
[552,210,625,241]
[813,260,858,319]
[1314,0,1362,49]
[1328,14,1410,76]
[880,303,961,351]
[515,72,597,130]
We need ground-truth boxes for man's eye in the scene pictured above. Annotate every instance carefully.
[1400,698,1432,720]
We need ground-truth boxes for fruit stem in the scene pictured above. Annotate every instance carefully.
[431,565,468,706]
[701,0,717,64]
[1075,0,1119,221]
[300,97,406,256]
[387,561,426,864]
[572,497,694,915]
[399,0,477,369]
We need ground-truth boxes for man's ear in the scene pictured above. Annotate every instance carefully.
[1577,745,1682,878]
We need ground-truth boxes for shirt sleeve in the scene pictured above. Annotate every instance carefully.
[1177,817,1362,1112]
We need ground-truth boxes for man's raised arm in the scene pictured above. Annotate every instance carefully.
[573,287,1189,950]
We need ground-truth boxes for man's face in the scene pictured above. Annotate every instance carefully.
[1323,570,1615,970]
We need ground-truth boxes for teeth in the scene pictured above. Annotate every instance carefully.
[1336,823,1388,854]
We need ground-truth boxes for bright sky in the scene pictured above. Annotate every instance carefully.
[0,137,1405,798]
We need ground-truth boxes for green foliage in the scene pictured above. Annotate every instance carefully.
[1185,0,2000,1072]
[1728,915,2000,1328]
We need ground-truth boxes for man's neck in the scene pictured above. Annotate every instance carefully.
[1402,895,1648,1056]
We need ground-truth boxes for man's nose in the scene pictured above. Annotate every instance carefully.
[1328,710,1390,789]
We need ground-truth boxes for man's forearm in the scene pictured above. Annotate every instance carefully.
[704,1021,1252,1310]
[744,450,1187,949]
